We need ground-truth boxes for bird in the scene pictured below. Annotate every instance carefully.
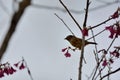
[65,35,97,50]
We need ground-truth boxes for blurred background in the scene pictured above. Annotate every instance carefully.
[0,0,120,80]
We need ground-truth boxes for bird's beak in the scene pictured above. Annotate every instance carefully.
[64,37,67,40]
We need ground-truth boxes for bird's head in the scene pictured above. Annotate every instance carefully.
[65,35,74,41]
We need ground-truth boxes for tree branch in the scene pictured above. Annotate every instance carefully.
[83,0,90,27]
[0,0,31,61]
[54,13,75,36]
[78,0,90,80]
[100,68,120,80]
[59,0,82,31]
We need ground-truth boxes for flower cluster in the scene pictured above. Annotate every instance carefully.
[0,62,16,78]
[105,21,120,39]
[14,59,26,70]
[102,58,114,67]
[62,47,71,57]
[0,59,26,78]
[98,47,120,67]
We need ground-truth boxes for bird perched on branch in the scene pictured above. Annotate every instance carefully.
[65,35,97,50]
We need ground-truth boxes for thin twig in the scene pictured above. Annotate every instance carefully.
[91,26,104,79]
[83,0,90,27]
[87,66,97,80]
[89,18,111,30]
[94,37,116,80]
[54,13,75,36]
[94,67,105,80]
[89,27,98,60]
[105,37,116,80]
[106,37,116,52]
[89,13,120,30]
[107,63,111,80]
[100,68,120,80]
[89,26,103,79]
[87,29,106,40]
[92,64,99,80]
[22,57,34,80]
[59,0,82,31]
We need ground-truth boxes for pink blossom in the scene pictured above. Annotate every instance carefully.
[102,60,108,67]
[19,63,26,70]
[64,51,71,57]
[105,26,116,38]
[110,50,120,58]
[9,67,16,74]
[14,62,19,67]
[82,28,88,36]
[14,61,21,68]
[111,10,119,19]
[3,67,9,75]
[4,67,16,75]
[62,47,67,52]
[0,69,4,78]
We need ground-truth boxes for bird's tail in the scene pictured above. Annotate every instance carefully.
[87,42,97,45]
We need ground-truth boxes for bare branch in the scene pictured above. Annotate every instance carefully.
[89,18,111,30]
[86,29,106,40]
[100,68,120,80]
[59,0,82,31]
[0,0,31,61]
[78,0,90,80]
[89,13,120,30]
[106,37,116,52]
[22,57,34,80]
[83,0,90,27]
[54,13,75,36]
